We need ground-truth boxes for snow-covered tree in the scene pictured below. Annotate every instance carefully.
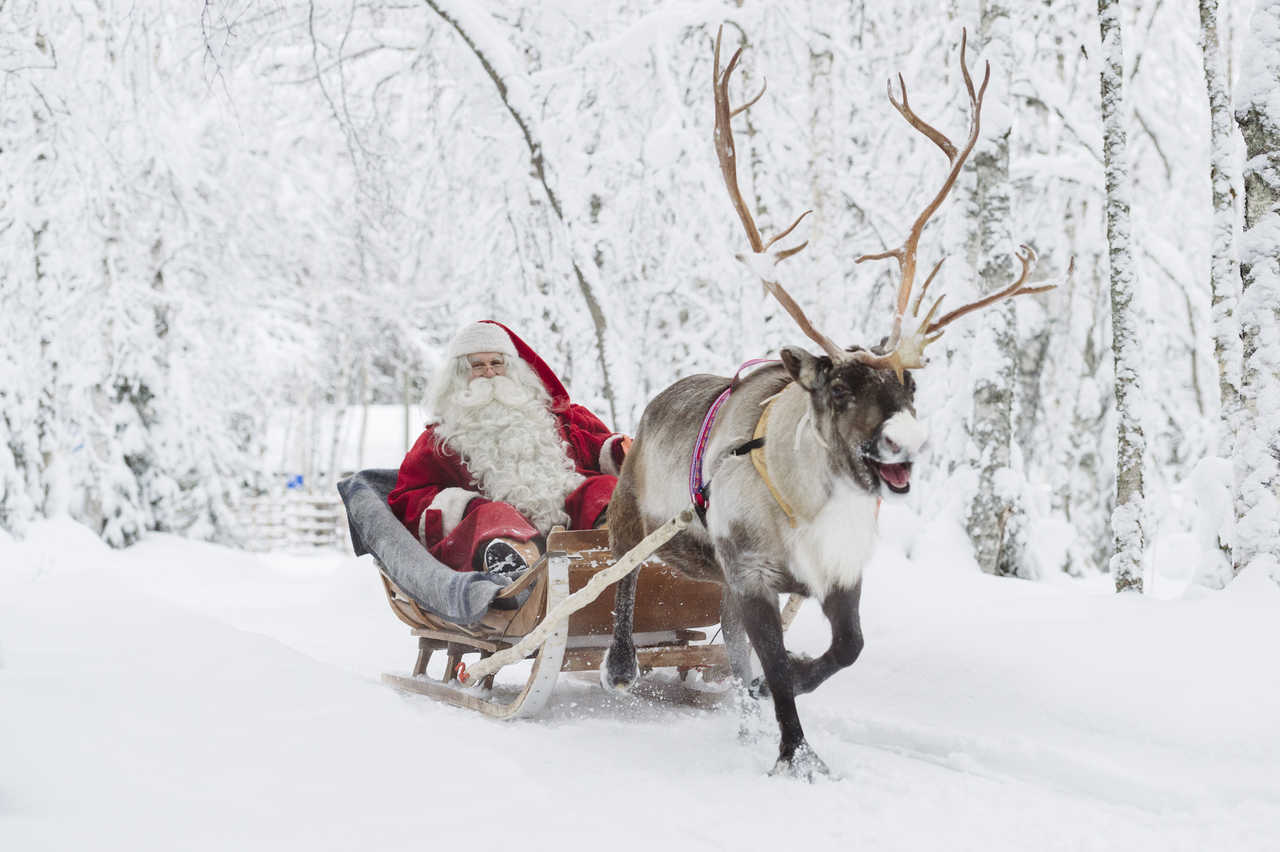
[1233,0,1280,582]
[422,0,625,426]
[1098,0,1146,592]
[965,0,1030,578]
[0,0,1261,591]
[1198,0,1244,588]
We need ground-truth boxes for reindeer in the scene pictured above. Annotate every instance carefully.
[602,28,1055,778]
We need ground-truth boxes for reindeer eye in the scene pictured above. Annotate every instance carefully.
[830,381,851,403]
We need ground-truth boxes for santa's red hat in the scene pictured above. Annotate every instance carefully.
[449,320,571,413]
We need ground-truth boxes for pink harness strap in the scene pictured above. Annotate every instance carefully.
[689,358,780,511]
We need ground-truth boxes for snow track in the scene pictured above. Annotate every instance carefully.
[3,518,1277,851]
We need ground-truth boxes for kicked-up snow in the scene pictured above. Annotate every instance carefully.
[2,512,1277,851]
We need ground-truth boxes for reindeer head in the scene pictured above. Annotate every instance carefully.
[780,346,927,495]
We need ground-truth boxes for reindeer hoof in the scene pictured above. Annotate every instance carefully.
[769,741,830,781]
[748,676,772,699]
[600,645,639,693]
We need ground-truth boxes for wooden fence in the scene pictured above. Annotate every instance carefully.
[237,490,350,552]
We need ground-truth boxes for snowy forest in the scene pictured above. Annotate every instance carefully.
[2,0,1278,593]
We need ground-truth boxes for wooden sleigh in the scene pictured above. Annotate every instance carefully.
[378,524,731,719]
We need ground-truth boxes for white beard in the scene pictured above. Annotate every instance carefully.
[435,374,585,534]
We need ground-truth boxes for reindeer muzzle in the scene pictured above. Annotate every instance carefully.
[865,411,928,494]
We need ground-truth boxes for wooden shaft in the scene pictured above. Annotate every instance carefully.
[457,507,697,684]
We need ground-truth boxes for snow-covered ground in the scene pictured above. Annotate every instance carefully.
[3,509,1278,851]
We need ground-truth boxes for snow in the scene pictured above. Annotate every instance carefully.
[4,512,1278,852]
[531,1,729,78]
[1234,0,1280,124]
[429,0,537,122]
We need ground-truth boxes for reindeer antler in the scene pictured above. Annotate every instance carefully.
[852,29,1057,382]
[712,27,1057,380]
[712,26,845,361]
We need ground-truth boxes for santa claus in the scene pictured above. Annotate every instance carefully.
[388,321,629,576]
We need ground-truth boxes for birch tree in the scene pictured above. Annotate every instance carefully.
[966,0,1029,578]
[1232,0,1280,581]
[1199,0,1244,587]
[1098,0,1145,592]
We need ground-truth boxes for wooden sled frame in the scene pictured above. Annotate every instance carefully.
[380,527,730,719]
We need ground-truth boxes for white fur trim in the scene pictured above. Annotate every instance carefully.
[446,323,517,359]
[427,487,480,538]
[599,434,624,476]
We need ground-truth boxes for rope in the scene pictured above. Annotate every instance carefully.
[455,506,697,685]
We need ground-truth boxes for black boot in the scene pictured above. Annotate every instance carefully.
[483,539,530,577]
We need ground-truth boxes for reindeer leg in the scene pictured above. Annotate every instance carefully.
[601,480,646,692]
[600,566,641,691]
[720,588,768,740]
[733,590,829,780]
[789,579,864,696]
[720,587,755,686]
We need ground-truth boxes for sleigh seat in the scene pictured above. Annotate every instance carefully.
[338,470,729,718]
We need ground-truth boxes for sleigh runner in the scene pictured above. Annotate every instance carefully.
[338,470,730,719]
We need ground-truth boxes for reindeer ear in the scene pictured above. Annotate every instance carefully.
[780,346,830,391]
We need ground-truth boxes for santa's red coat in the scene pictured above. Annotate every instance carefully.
[388,322,624,572]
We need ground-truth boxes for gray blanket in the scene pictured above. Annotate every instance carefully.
[336,469,504,624]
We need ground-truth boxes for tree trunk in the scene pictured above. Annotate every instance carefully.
[424,0,620,426]
[1232,0,1280,582]
[1198,0,1244,587]
[967,2,1028,578]
[34,218,65,520]
[1098,0,1146,593]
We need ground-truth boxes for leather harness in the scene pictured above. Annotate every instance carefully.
[689,359,798,528]
[690,365,881,529]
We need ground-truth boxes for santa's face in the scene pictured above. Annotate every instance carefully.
[466,352,507,380]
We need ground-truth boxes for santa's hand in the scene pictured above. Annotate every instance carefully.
[602,434,631,476]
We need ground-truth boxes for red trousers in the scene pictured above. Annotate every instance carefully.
[430,475,616,571]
